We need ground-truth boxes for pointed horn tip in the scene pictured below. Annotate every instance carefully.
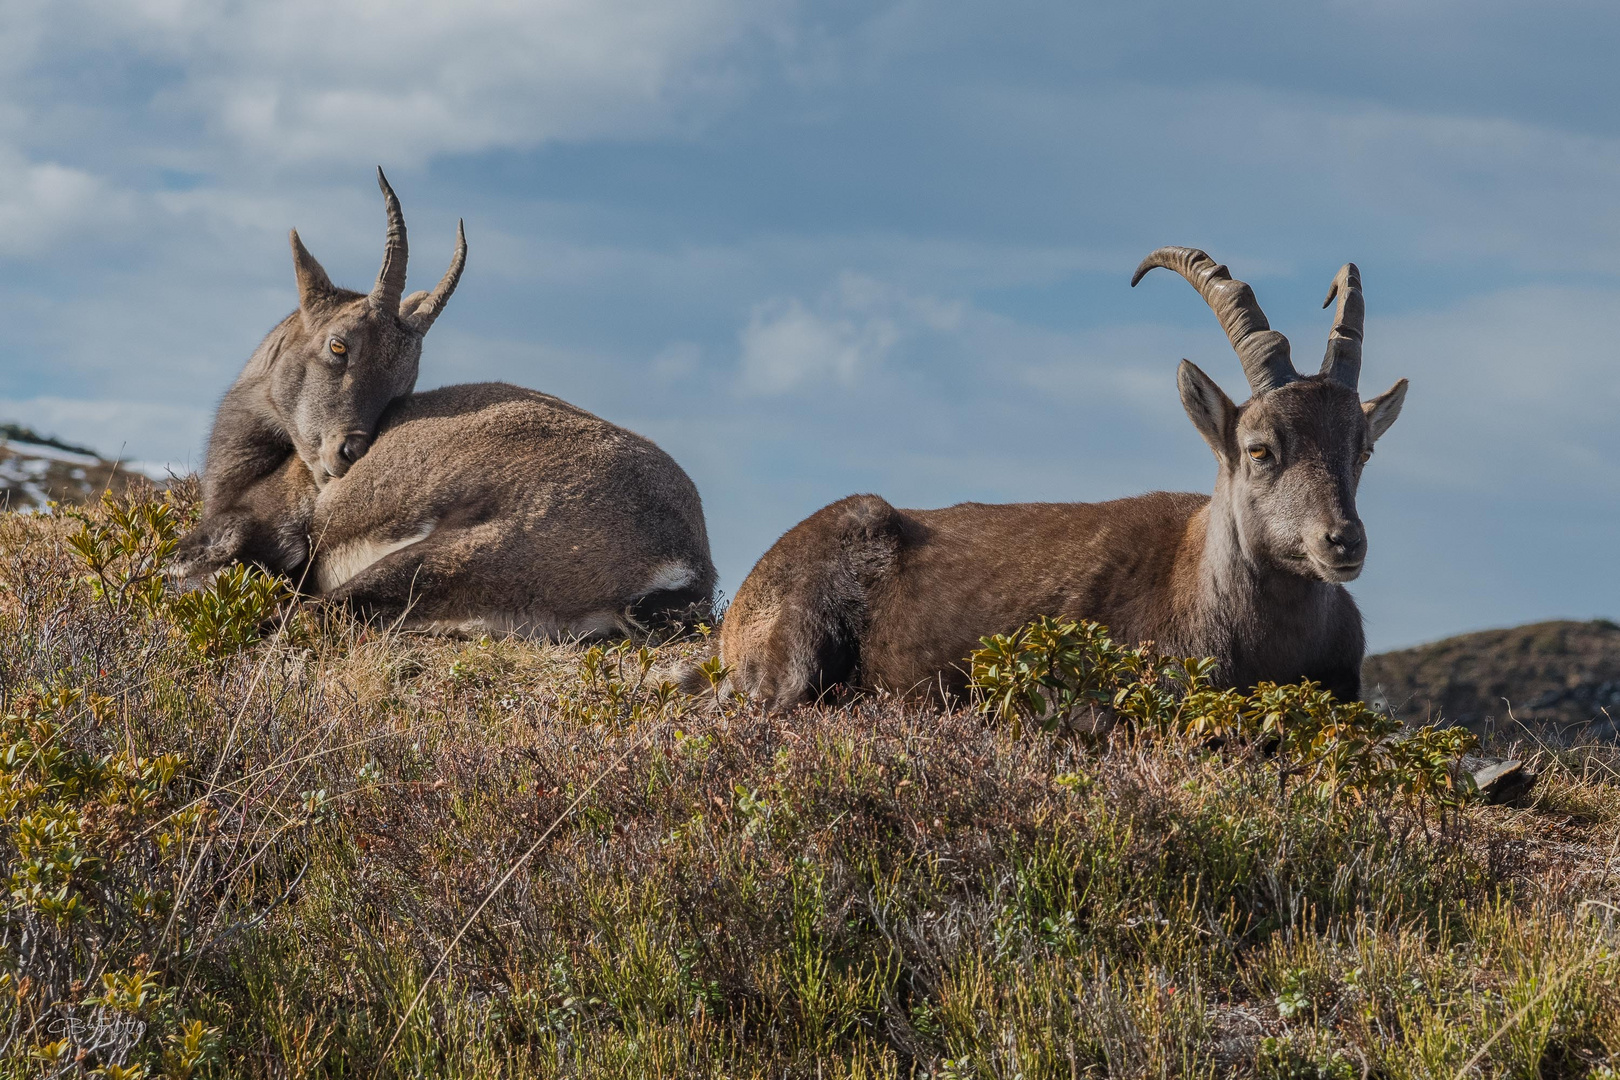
[1323,264,1360,308]
[1131,248,1181,287]
[376,167,394,195]
[1132,246,1225,288]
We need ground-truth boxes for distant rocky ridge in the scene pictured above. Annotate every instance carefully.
[0,423,168,511]
[1364,619,1620,741]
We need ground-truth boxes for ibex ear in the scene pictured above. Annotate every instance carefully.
[289,229,335,314]
[398,290,431,322]
[1363,377,1408,443]
[1178,359,1237,462]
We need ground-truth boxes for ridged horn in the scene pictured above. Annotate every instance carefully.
[1320,263,1363,390]
[403,220,467,334]
[1131,246,1297,396]
[369,167,408,313]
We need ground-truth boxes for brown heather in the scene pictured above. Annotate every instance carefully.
[3,485,1620,1078]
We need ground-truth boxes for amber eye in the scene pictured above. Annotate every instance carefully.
[329,339,347,356]
[1247,446,1271,462]
[1359,449,1373,465]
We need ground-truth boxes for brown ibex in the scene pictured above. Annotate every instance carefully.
[715,247,1406,708]
[176,176,715,636]
[181,168,464,574]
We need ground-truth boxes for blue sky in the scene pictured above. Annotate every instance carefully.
[2,0,1617,650]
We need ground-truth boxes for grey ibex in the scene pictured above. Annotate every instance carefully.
[176,174,715,636]
[716,247,1406,708]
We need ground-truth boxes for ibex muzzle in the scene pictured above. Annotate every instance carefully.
[714,247,1407,710]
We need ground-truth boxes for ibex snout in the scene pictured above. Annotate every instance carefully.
[319,432,373,480]
[1306,518,1366,582]
[340,433,371,465]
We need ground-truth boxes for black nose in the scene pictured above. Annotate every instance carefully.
[1325,523,1366,556]
[339,434,371,464]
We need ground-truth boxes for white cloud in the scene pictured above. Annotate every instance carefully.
[960,81,1620,272]
[734,270,1210,434]
[0,151,129,256]
[739,296,887,394]
[20,0,794,168]
[738,272,960,394]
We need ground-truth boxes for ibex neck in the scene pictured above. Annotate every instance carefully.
[201,325,299,506]
[1183,486,1336,678]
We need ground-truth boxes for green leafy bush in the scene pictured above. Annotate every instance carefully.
[65,491,184,618]
[163,564,290,659]
[0,686,224,1075]
[65,490,289,659]
[559,641,686,730]
[970,616,1478,812]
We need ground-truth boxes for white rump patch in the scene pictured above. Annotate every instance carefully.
[417,609,625,641]
[315,523,435,592]
[571,610,629,639]
[642,561,697,594]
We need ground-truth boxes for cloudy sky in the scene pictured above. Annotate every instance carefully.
[2,0,1617,650]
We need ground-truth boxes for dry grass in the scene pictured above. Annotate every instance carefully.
[2,490,1619,1078]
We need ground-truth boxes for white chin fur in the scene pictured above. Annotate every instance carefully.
[1313,560,1363,584]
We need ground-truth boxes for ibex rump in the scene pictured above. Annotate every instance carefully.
[303,381,715,635]
[718,248,1406,708]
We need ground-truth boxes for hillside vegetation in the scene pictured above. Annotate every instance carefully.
[1,485,1619,1078]
[0,425,154,513]
[1366,620,1620,741]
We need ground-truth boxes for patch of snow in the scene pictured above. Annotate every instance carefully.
[2,440,101,466]
[19,481,49,511]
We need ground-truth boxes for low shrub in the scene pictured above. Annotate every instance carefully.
[66,490,289,660]
[971,616,1478,814]
[0,686,233,1076]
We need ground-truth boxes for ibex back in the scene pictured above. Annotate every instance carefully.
[177,175,716,636]
[718,247,1406,708]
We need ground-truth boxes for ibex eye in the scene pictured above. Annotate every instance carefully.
[1359,449,1373,464]
[329,340,347,356]
[1247,446,1271,461]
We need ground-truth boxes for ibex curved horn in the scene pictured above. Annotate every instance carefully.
[402,220,467,334]
[1320,263,1363,391]
[1131,246,1297,396]
[369,167,408,314]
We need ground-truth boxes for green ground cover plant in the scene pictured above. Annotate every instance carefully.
[0,485,1616,1077]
